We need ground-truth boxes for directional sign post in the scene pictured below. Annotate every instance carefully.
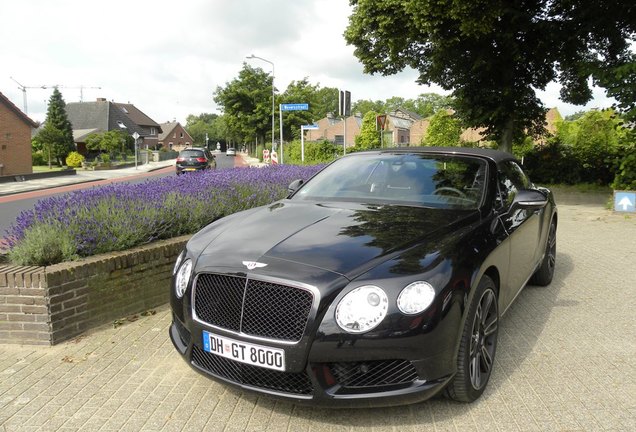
[614,191,636,213]
[279,103,309,164]
[300,124,319,162]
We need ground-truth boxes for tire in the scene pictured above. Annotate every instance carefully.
[446,275,498,402]
[530,221,557,286]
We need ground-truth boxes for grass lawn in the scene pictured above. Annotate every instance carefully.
[32,165,70,172]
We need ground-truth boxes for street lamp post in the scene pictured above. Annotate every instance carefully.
[246,54,275,154]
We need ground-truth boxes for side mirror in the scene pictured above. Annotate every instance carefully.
[511,189,548,210]
[287,179,304,197]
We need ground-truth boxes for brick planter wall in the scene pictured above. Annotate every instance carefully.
[0,235,189,345]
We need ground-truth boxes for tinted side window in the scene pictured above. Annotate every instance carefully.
[496,161,530,208]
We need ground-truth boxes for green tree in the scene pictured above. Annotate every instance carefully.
[279,79,319,140]
[214,64,274,146]
[414,93,454,118]
[352,99,386,117]
[558,110,625,184]
[423,110,463,147]
[312,87,339,120]
[186,113,221,146]
[345,0,636,154]
[85,130,131,159]
[36,88,75,166]
[354,111,382,150]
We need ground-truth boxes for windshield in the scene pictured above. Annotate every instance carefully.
[179,149,205,158]
[292,153,487,209]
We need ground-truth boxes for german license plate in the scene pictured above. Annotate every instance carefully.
[184,168,196,171]
[202,331,285,371]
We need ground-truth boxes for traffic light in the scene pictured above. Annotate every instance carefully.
[339,90,351,117]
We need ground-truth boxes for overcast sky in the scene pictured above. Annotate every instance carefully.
[1,0,615,125]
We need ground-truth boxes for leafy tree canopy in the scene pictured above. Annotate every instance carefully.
[423,110,463,147]
[36,88,75,166]
[214,64,274,144]
[345,0,636,153]
[354,111,382,149]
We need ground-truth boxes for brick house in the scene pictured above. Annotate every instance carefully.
[158,121,193,151]
[66,98,162,154]
[0,91,38,177]
[304,113,342,142]
[304,114,362,148]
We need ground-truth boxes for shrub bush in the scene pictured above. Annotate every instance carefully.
[6,165,323,265]
[32,151,47,166]
[612,138,636,190]
[283,140,339,165]
[65,151,85,168]
[8,224,79,266]
[520,138,584,185]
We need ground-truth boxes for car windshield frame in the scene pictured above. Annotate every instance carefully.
[291,152,488,210]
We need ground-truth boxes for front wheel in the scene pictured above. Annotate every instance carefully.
[446,275,498,402]
[530,221,557,286]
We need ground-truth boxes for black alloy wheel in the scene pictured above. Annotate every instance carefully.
[446,275,498,402]
[530,221,557,286]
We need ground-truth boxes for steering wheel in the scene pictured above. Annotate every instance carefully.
[433,187,467,198]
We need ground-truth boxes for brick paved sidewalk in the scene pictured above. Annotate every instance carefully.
[1,204,635,431]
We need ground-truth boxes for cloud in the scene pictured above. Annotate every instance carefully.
[0,0,617,125]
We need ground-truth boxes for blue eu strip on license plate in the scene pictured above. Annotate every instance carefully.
[202,330,285,371]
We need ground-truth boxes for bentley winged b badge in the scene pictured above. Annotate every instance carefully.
[242,261,267,270]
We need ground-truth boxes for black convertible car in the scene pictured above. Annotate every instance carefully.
[170,147,557,407]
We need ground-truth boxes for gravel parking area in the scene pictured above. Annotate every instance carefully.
[1,204,635,432]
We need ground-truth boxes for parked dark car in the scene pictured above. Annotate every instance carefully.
[176,148,216,174]
[169,147,557,407]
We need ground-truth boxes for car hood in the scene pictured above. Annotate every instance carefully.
[193,200,478,280]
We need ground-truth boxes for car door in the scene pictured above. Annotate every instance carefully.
[496,161,542,303]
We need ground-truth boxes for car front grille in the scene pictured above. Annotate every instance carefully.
[329,360,419,389]
[191,345,313,395]
[193,273,314,342]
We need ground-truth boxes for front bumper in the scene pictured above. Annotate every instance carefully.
[169,314,455,407]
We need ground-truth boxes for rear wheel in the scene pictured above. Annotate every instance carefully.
[530,221,556,286]
[446,275,498,402]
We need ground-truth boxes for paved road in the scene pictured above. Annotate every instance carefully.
[0,203,634,431]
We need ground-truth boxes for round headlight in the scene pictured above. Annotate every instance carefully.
[175,259,192,299]
[397,281,436,315]
[173,251,184,275]
[335,285,388,333]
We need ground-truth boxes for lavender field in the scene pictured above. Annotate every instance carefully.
[6,165,323,266]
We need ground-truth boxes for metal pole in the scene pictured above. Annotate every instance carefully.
[245,55,274,152]
[343,116,347,156]
[279,106,284,163]
[301,126,305,162]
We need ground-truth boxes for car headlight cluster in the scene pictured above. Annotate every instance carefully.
[336,285,388,333]
[335,281,436,334]
[397,281,436,315]
[174,258,192,299]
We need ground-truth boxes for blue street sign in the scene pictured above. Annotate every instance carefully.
[302,124,319,130]
[614,191,636,212]
[280,103,309,111]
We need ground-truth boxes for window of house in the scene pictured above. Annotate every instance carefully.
[150,127,156,135]
[335,135,344,145]
[180,132,184,138]
[117,121,127,129]
[173,132,176,138]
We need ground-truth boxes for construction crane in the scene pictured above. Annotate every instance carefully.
[9,78,101,113]
[57,85,102,102]
[9,76,51,114]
